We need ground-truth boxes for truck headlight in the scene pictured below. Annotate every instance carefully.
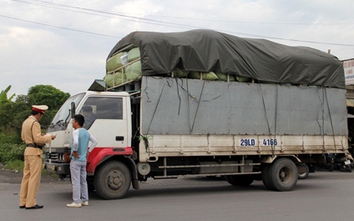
[61,152,71,163]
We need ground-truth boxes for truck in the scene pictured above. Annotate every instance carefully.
[44,29,349,199]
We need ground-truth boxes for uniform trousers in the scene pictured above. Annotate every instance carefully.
[70,160,89,203]
[19,154,42,207]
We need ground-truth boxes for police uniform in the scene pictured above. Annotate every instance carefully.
[19,105,53,209]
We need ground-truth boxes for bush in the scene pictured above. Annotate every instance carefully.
[0,129,25,164]
[0,131,21,144]
[0,143,25,164]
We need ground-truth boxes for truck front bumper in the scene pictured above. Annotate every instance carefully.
[44,162,70,175]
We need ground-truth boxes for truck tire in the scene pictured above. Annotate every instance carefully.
[87,176,95,192]
[261,164,275,190]
[94,161,131,199]
[225,175,254,186]
[268,158,298,191]
[298,164,309,179]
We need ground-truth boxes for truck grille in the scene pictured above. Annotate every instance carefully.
[46,152,69,163]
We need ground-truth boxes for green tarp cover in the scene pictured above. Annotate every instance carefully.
[107,29,345,88]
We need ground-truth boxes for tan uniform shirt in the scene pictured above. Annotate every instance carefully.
[21,116,52,156]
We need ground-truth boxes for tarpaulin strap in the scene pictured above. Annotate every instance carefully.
[190,80,206,133]
[273,85,279,155]
[321,88,326,151]
[324,88,337,153]
[146,79,166,135]
[258,84,275,156]
[258,84,272,135]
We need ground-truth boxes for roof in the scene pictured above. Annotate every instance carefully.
[88,79,106,91]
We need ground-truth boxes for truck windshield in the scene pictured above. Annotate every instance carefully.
[47,93,85,132]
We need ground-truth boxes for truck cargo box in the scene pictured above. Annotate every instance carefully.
[140,77,347,136]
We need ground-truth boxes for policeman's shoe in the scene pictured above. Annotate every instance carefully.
[26,204,43,209]
[82,201,89,206]
[66,202,82,208]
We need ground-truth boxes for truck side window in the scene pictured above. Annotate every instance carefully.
[81,97,123,129]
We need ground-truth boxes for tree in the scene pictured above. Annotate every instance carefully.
[27,85,70,110]
[0,96,30,143]
[0,85,24,134]
[0,85,70,163]
[0,85,70,134]
[0,85,15,107]
[27,85,70,128]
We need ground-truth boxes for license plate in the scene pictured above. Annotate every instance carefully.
[51,165,56,171]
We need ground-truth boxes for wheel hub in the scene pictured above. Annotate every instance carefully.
[279,168,289,181]
[107,171,124,190]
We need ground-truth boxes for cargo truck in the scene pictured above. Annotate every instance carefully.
[44,30,349,199]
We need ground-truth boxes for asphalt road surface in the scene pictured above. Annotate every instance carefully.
[0,169,353,221]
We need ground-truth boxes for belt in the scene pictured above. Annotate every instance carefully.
[26,143,44,149]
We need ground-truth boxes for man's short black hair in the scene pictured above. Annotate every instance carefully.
[31,110,43,116]
[73,114,85,127]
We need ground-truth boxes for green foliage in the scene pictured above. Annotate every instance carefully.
[27,85,70,128]
[27,85,70,110]
[0,96,30,134]
[0,131,25,164]
[0,143,25,164]
[0,84,70,164]
[0,85,70,132]
[0,131,21,143]
[0,85,15,106]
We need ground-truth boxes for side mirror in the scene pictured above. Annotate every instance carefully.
[71,102,76,118]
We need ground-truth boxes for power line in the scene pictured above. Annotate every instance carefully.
[231,33,354,47]
[0,14,119,38]
[5,0,354,47]
[25,0,354,26]
[143,14,354,26]
[13,0,199,30]
[2,12,352,47]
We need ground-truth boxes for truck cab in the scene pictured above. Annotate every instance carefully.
[44,91,133,177]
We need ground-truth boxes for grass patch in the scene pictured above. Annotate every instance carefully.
[4,159,23,171]
[42,169,60,178]
[3,160,59,179]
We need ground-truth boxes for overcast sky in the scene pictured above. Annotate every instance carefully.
[1,0,354,98]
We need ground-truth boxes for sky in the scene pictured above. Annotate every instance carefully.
[1,0,354,99]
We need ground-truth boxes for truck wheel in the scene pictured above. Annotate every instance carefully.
[268,158,298,191]
[94,161,131,199]
[225,175,254,186]
[87,177,95,192]
[261,164,275,190]
[298,164,309,179]
[88,182,95,193]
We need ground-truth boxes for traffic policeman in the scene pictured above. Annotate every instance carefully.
[19,105,56,209]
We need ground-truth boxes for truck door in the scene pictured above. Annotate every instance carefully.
[79,96,129,148]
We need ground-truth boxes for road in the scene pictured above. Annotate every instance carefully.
[0,169,353,221]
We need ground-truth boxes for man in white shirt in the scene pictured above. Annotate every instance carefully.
[67,114,98,208]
